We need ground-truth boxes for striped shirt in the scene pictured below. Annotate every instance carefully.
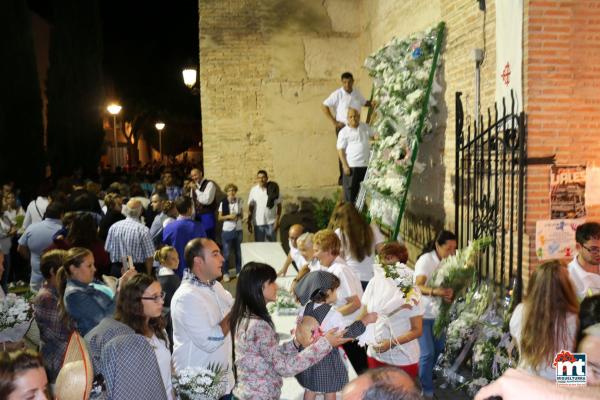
[104,217,154,263]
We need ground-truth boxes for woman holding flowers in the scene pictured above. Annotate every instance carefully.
[365,242,423,379]
[230,262,351,400]
[413,230,456,399]
[510,259,579,380]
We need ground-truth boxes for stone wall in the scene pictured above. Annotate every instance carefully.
[199,0,364,204]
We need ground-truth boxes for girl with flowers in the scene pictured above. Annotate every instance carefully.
[365,242,423,379]
[509,259,579,380]
[230,262,350,400]
[413,230,456,399]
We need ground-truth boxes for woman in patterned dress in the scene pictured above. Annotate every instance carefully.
[230,262,351,400]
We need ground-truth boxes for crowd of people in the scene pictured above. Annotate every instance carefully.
[0,72,599,400]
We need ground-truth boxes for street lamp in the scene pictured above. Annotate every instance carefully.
[182,68,197,89]
[107,103,122,171]
[155,122,165,163]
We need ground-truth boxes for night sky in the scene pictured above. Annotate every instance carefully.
[29,0,200,124]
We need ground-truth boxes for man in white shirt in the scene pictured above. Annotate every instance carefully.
[322,72,372,184]
[171,238,234,395]
[278,224,306,276]
[189,168,217,240]
[568,222,600,301]
[337,108,376,203]
[247,170,281,242]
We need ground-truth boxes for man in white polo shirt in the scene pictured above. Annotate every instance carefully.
[322,72,372,184]
[337,108,376,203]
[568,222,600,301]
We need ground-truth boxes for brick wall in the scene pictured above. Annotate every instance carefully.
[526,0,600,268]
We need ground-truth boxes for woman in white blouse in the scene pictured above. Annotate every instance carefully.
[116,274,174,399]
[329,202,385,289]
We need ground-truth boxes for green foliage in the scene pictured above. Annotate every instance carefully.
[312,191,340,230]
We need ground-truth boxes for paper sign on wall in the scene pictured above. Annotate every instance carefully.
[535,218,585,260]
[550,166,586,219]
[585,166,600,206]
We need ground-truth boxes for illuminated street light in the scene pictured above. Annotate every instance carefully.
[182,68,197,89]
[107,104,122,171]
[155,122,165,163]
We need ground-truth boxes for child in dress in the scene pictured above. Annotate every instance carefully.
[294,270,377,400]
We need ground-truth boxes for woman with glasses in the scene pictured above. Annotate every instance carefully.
[116,274,173,400]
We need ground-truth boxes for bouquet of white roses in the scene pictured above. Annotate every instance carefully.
[267,288,299,316]
[430,237,492,336]
[0,293,33,342]
[172,364,227,400]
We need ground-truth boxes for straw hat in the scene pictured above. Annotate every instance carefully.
[55,332,93,400]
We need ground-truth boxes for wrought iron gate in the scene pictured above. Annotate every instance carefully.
[454,91,526,302]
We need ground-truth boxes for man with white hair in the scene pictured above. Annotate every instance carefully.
[105,199,154,276]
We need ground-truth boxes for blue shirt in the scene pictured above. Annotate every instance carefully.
[64,279,115,336]
[162,217,206,278]
[166,186,182,201]
[18,218,62,289]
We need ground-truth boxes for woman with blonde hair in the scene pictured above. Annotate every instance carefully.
[328,202,385,289]
[510,259,579,380]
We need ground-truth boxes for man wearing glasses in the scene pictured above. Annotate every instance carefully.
[568,222,600,301]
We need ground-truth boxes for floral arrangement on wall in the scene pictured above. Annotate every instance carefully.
[363,23,444,228]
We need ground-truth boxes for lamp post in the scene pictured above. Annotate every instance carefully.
[107,104,122,171]
[155,122,165,163]
[182,68,197,89]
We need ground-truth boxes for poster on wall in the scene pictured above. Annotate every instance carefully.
[536,218,585,260]
[585,166,600,206]
[550,165,586,219]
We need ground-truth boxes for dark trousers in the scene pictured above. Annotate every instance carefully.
[342,339,369,375]
[342,167,368,204]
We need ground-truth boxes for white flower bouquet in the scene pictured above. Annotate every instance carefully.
[359,259,421,347]
[0,293,33,342]
[172,364,227,400]
[430,237,493,336]
[267,288,299,316]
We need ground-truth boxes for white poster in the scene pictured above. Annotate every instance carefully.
[585,166,600,206]
[535,218,585,260]
[496,0,523,112]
